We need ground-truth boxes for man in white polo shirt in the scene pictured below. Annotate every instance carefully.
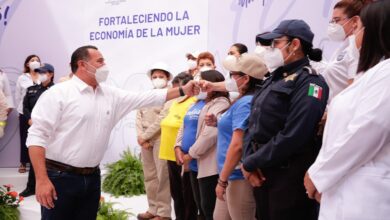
[27,45,198,220]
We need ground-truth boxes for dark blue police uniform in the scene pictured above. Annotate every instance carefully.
[243,57,329,220]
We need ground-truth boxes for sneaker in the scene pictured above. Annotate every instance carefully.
[137,211,155,220]
[19,188,35,197]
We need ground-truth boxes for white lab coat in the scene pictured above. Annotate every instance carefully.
[308,58,390,220]
[311,36,359,102]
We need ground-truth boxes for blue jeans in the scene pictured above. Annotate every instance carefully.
[41,169,101,220]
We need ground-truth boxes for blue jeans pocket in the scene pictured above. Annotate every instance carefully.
[47,170,65,179]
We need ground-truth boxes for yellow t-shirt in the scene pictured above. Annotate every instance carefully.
[159,96,197,161]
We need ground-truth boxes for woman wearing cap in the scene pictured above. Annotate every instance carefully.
[314,0,372,102]
[159,72,198,220]
[175,70,230,220]
[305,1,390,219]
[15,54,41,173]
[136,62,172,220]
[205,54,266,220]
[19,63,55,198]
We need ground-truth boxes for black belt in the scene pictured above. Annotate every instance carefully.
[46,159,99,175]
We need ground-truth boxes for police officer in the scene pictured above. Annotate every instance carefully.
[19,63,55,198]
[241,20,329,220]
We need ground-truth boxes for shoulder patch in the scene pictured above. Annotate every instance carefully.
[308,83,323,100]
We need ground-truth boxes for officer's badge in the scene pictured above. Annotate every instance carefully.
[308,83,323,100]
[284,73,297,82]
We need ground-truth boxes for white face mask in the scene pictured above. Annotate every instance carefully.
[38,74,49,83]
[197,91,207,100]
[152,78,167,89]
[225,75,244,92]
[229,92,240,101]
[199,66,213,72]
[85,62,110,83]
[29,61,41,71]
[222,55,237,72]
[327,19,351,41]
[254,45,267,57]
[263,43,291,71]
[187,59,197,70]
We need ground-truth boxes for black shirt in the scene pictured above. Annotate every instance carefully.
[243,58,329,171]
[23,82,54,120]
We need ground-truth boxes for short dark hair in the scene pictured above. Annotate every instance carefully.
[70,45,98,73]
[357,0,390,73]
[232,43,248,55]
[334,0,373,18]
[200,70,229,101]
[23,55,40,73]
[172,72,193,86]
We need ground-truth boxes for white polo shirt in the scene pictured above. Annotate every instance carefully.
[26,75,167,167]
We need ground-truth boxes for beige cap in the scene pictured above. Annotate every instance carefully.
[222,53,268,79]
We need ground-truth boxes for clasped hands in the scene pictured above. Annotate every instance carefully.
[240,164,266,187]
[304,172,321,203]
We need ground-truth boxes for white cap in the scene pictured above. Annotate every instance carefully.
[147,62,172,80]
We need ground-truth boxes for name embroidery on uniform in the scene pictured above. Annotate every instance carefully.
[308,83,323,100]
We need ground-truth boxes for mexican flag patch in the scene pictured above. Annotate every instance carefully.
[308,83,323,100]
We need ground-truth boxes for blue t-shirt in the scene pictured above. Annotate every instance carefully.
[217,95,253,180]
[181,100,206,172]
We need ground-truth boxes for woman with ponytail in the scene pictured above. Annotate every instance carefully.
[313,0,373,102]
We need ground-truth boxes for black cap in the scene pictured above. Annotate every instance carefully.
[35,63,55,73]
[257,19,314,47]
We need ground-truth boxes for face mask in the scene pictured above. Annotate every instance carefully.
[225,75,244,92]
[29,61,41,71]
[152,78,167,89]
[85,62,110,83]
[199,66,213,72]
[263,43,291,71]
[38,74,48,83]
[222,55,237,72]
[254,45,267,58]
[229,92,240,101]
[327,19,351,41]
[187,59,197,70]
[197,91,207,100]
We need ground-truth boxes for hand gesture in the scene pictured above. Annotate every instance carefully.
[216,184,226,201]
[304,172,318,200]
[36,178,57,209]
[174,147,184,165]
[205,113,217,127]
[199,80,214,93]
[182,80,200,97]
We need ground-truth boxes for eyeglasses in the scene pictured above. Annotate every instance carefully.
[329,17,349,24]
